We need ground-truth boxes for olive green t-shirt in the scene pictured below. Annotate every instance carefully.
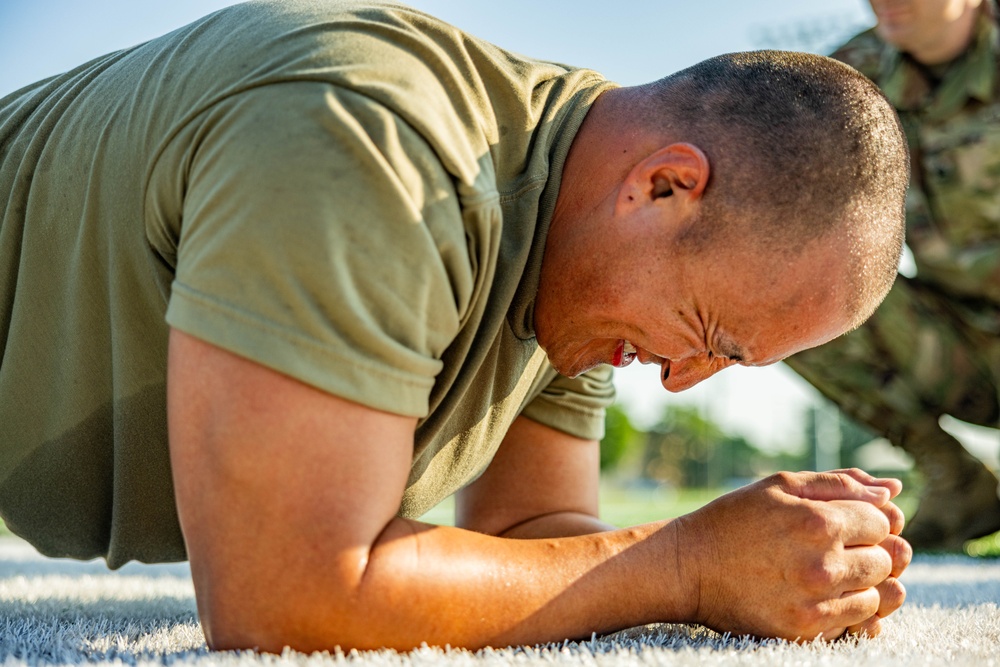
[0,0,616,567]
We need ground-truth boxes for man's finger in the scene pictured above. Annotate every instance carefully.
[819,586,881,637]
[875,576,906,618]
[844,579,905,638]
[879,534,913,578]
[783,471,890,505]
[880,500,905,536]
[833,542,907,638]
[827,499,891,547]
[828,469,903,500]
[840,544,893,589]
[844,614,882,638]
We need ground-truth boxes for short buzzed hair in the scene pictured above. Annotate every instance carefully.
[645,51,908,328]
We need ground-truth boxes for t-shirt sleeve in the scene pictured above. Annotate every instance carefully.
[164,82,471,418]
[520,364,616,441]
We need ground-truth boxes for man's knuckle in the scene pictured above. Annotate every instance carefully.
[801,507,840,543]
[770,471,797,489]
[829,471,850,487]
[799,557,840,590]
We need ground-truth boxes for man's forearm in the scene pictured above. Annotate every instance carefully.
[356,517,684,649]
[195,471,910,653]
[205,517,685,653]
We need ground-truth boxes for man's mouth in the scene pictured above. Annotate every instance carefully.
[611,340,637,368]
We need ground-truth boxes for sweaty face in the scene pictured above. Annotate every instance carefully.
[870,0,981,61]
[536,239,855,393]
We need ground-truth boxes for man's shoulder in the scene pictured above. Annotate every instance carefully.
[830,28,886,81]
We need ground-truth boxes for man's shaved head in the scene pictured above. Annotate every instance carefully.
[642,50,909,328]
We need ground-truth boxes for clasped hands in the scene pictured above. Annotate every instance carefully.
[674,468,911,641]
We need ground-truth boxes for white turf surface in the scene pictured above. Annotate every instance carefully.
[0,537,997,667]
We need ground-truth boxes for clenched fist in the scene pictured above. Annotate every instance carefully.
[673,469,911,641]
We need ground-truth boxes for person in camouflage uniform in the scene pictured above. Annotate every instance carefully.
[788,0,1000,551]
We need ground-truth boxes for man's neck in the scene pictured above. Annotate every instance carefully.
[549,86,649,240]
[535,86,651,347]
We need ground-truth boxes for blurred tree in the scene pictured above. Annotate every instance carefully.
[599,403,639,472]
[641,405,767,488]
[803,400,876,471]
[839,413,877,468]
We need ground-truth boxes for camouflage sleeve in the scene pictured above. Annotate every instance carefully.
[830,28,885,81]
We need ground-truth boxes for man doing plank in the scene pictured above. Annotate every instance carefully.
[0,0,910,652]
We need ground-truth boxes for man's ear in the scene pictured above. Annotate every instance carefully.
[616,143,710,212]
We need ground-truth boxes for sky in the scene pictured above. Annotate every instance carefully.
[3,0,994,458]
[0,0,873,96]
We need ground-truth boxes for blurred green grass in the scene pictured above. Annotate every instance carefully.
[596,484,724,527]
[417,483,724,528]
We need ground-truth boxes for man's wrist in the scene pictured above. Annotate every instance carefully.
[600,519,698,627]
[664,515,705,626]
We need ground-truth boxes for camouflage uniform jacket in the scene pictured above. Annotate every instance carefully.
[834,9,1000,334]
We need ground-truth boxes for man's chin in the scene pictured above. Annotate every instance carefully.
[536,337,606,378]
[545,353,600,379]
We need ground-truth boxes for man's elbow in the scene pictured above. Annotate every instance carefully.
[196,583,308,653]
[186,519,421,652]
[192,560,372,653]
[196,590,266,653]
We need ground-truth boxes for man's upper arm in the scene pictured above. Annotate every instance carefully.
[455,365,616,537]
[166,328,417,648]
[455,415,602,536]
[164,82,466,420]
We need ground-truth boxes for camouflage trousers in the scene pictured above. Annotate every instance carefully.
[786,275,1000,469]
